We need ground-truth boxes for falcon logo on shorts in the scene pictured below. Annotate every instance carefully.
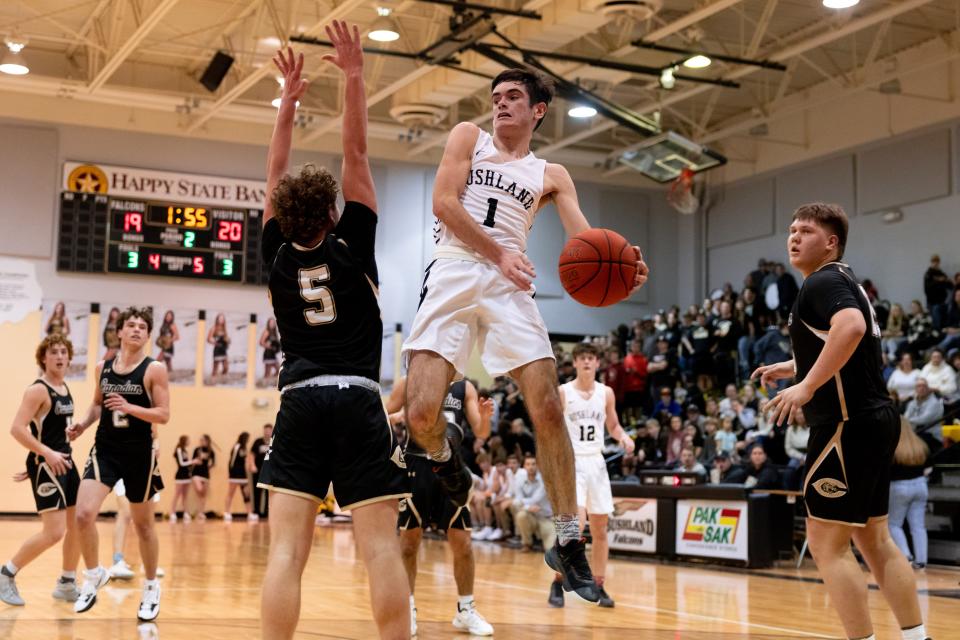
[812,478,848,498]
[37,482,60,498]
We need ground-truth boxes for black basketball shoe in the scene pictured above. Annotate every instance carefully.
[597,585,614,608]
[547,580,564,608]
[432,439,473,508]
[544,539,600,603]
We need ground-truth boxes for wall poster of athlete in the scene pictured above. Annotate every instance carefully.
[254,312,281,389]
[203,310,249,387]
[40,300,89,380]
[153,307,199,386]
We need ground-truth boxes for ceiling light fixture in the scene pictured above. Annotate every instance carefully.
[0,37,29,76]
[369,7,400,42]
[568,105,597,118]
[659,66,676,90]
[822,0,859,9]
[682,54,711,69]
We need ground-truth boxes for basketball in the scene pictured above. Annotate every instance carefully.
[558,228,637,307]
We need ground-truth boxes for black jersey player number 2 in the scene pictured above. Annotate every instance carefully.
[298,265,337,326]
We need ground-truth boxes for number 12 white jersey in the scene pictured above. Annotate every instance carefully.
[561,381,608,457]
[434,128,547,255]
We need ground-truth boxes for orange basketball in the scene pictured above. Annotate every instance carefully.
[558,228,637,307]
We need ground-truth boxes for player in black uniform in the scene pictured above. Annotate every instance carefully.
[223,432,252,521]
[256,23,409,640]
[386,378,494,636]
[0,335,81,606]
[755,203,929,640]
[68,306,169,621]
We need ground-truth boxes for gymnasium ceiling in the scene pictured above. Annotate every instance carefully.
[1,0,959,185]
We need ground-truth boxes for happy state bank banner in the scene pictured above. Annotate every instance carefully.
[675,499,748,561]
[62,161,266,209]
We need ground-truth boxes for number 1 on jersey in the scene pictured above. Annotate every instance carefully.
[483,198,498,228]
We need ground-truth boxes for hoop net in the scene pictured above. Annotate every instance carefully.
[666,168,699,215]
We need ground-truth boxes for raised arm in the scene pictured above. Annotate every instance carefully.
[323,20,375,212]
[264,47,310,226]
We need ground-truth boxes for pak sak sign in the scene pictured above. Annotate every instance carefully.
[675,500,748,561]
[63,161,267,209]
[607,498,657,553]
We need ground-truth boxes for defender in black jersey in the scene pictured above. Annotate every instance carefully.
[223,432,253,521]
[256,26,409,640]
[755,203,927,640]
[1,335,82,606]
[69,307,169,621]
[386,377,494,636]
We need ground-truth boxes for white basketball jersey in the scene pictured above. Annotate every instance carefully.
[562,381,607,456]
[434,129,547,255]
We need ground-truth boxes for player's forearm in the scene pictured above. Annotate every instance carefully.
[801,321,863,392]
[10,424,46,456]
[78,403,101,430]
[266,100,297,184]
[341,70,368,164]
[434,195,504,263]
[124,405,170,425]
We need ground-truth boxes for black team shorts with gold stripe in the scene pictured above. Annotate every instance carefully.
[257,381,409,510]
[803,404,899,527]
[82,443,163,504]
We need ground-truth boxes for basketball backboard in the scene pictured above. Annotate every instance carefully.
[618,131,727,183]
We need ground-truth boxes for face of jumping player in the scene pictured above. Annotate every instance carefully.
[788,218,839,275]
[119,315,149,349]
[573,353,597,378]
[491,81,546,136]
[42,343,71,375]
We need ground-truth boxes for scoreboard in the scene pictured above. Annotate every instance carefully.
[57,162,270,285]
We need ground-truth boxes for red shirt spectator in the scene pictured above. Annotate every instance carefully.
[602,347,626,405]
[623,340,648,394]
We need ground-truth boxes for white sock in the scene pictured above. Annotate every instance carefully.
[458,595,474,611]
[61,571,76,581]
[84,566,103,580]
[3,561,18,576]
[144,578,159,589]
[409,594,416,609]
[902,624,926,640]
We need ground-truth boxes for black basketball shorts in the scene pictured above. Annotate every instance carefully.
[257,377,409,510]
[803,404,899,526]
[83,443,164,504]
[398,454,471,531]
[27,453,80,513]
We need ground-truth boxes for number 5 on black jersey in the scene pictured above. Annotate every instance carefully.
[299,265,337,325]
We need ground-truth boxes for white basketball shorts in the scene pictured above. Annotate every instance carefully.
[575,454,614,515]
[402,252,555,377]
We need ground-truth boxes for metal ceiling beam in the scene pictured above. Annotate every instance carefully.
[539,0,936,156]
[66,0,113,58]
[88,0,180,93]
[407,0,747,155]
[186,0,368,133]
[299,0,558,143]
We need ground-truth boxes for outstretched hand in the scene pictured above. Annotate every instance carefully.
[322,19,364,74]
[272,47,309,105]
[630,246,649,295]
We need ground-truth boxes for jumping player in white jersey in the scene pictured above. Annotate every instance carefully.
[551,342,634,608]
[402,68,648,602]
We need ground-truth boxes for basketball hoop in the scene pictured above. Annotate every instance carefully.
[666,168,699,215]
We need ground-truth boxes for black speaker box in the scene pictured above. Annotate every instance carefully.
[200,51,235,92]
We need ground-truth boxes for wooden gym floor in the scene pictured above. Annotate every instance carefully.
[0,517,956,639]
